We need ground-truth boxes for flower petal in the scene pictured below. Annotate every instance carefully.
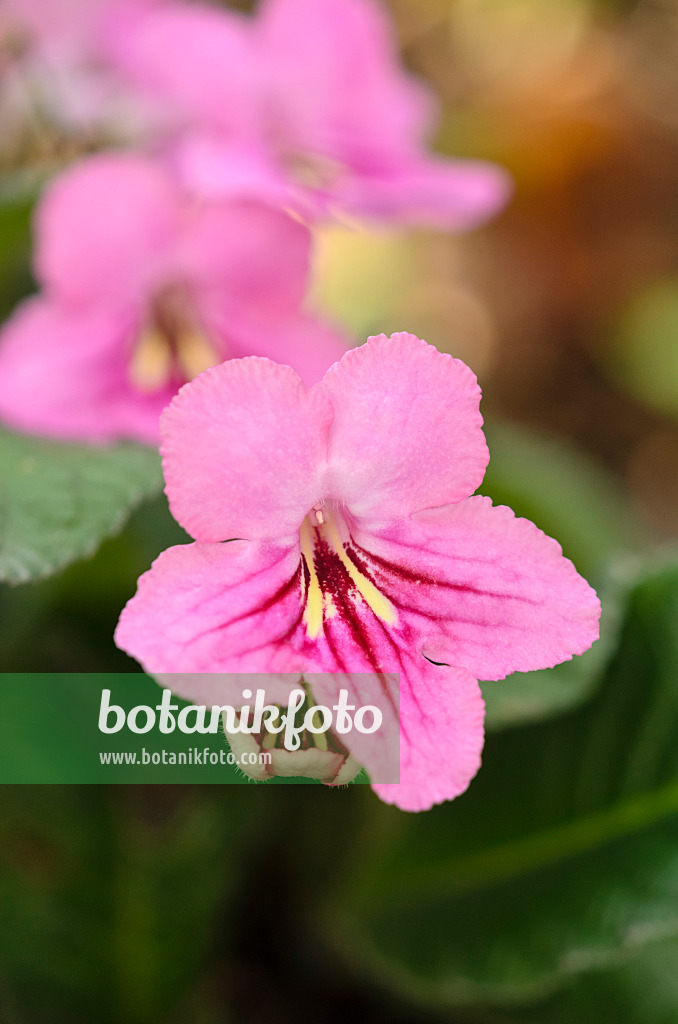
[258,0,434,163]
[115,539,306,673]
[339,156,513,230]
[160,358,334,542]
[116,534,483,809]
[256,0,510,232]
[152,672,305,709]
[0,298,171,443]
[116,522,409,677]
[372,662,485,812]
[171,133,292,207]
[181,200,312,317]
[109,2,259,136]
[350,494,601,681]
[320,333,489,519]
[36,154,182,311]
[209,310,349,388]
[305,671,400,785]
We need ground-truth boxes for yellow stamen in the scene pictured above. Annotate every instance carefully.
[299,512,397,640]
[129,326,219,393]
[300,518,324,639]
[129,328,173,392]
[322,515,397,627]
[176,329,219,381]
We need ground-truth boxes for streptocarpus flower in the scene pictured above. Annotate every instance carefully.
[0,153,347,443]
[115,333,600,811]
[112,0,511,227]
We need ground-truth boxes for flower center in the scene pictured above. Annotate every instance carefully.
[0,26,30,64]
[222,680,361,784]
[129,285,219,393]
[299,504,397,640]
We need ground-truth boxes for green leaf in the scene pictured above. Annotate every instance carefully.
[478,420,642,730]
[0,428,163,584]
[481,420,642,584]
[323,552,678,1010]
[0,785,252,1024]
[0,193,34,320]
[482,570,624,732]
[482,630,609,732]
[497,937,678,1024]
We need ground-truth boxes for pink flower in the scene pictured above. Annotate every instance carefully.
[0,153,347,444]
[115,333,600,811]
[112,0,511,227]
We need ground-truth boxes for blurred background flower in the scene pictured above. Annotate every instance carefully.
[0,152,348,442]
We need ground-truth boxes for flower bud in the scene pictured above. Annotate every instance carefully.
[222,687,361,785]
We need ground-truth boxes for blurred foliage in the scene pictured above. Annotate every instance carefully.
[0,195,33,319]
[481,420,642,584]
[500,937,678,1024]
[605,278,678,419]
[0,786,254,1023]
[480,420,640,729]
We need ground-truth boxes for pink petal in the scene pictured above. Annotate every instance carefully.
[306,671,401,786]
[3,0,137,51]
[172,133,293,207]
[351,495,601,682]
[116,534,484,808]
[0,298,172,443]
[35,154,182,312]
[115,527,403,676]
[181,200,311,317]
[320,333,489,519]
[109,3,259,136]
[172,133,333,221]
[153,672,305,708]
[160,359,334,543]
[207,310,349,388]
[115,539,306,673]
[372,662,485,812]
[256,0,511,232]
[257,0,434,164]
[339,156,513,230]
